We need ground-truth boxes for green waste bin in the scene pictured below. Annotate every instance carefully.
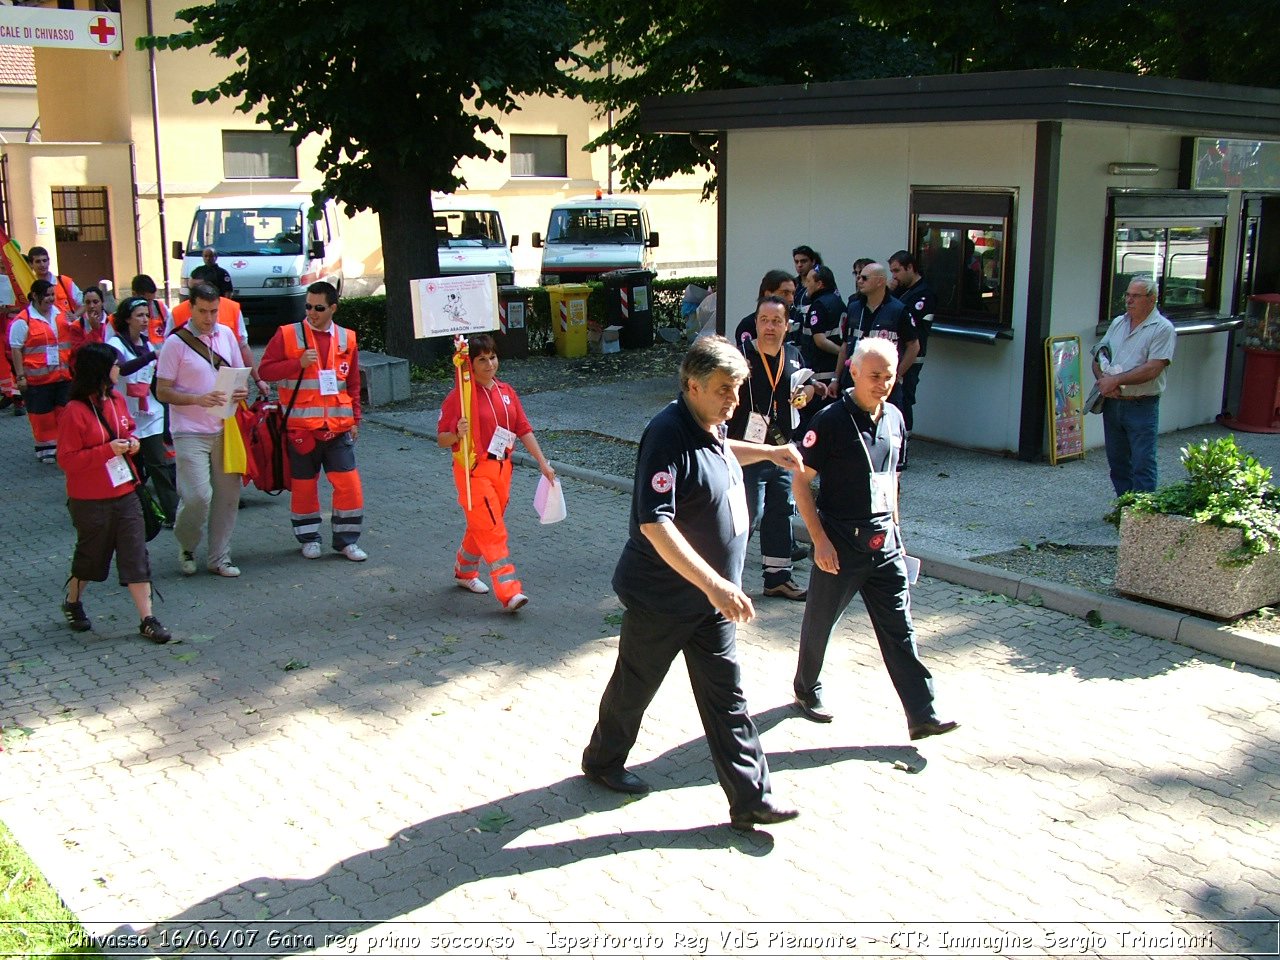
[495,285,530,360]
[602,269,657,349]
[546,283,591,358]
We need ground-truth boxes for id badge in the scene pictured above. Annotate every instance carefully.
[870,472,895,515]
[318,369,339,396]
[729,478,749,537]
[105,455,132,488]
[46,345,60,366]
[488,425,516,459]
[744,411,768,444]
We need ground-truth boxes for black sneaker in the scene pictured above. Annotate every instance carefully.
[62,600,91,632]
[139,616,172,644]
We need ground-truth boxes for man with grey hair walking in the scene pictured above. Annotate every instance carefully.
[792,337,957,742]
[582,336,803,831]
[1092,276,1175,495]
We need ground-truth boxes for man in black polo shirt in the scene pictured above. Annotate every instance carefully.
[728,296,814,600]
[791,337,958,742]
[732,270,797,344]
[889,250,936,432]
[582,336,802,831]
[833,261,917,395]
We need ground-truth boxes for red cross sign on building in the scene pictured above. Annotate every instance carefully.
[88,16,115,46]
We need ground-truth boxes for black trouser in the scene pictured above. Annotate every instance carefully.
[890,363,922,433]
[584,604,772,815]
[794,524,938,726]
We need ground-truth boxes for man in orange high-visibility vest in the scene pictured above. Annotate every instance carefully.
[257,281,367,562]
[28,246,81,317]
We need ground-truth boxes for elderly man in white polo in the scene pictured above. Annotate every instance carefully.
[1092,276,1176,495]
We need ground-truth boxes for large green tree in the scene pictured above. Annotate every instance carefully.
[578,0,1273,197]
[147,0,578,362]
[575,0,932,197]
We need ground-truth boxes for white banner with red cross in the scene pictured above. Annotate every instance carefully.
[0,7,122,51]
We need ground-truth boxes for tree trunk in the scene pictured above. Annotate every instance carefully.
[379,165,445,365]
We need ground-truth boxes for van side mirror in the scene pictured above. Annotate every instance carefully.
[510,235,519,248]
[532,232,543,248]
[171,240,185,260]
[310,240,326,260]
[647,232,660,249]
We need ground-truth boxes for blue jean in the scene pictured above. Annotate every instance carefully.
[741,460,794,587]
[1102,396,1159,495]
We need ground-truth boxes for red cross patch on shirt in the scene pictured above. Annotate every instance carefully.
[650,471,674,493]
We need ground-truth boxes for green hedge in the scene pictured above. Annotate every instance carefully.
[338,276,716,356]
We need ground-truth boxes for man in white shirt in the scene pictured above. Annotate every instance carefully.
[156,283,249,578]
[1092,276,1176,495]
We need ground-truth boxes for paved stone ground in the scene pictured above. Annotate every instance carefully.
[1,408,1278,958]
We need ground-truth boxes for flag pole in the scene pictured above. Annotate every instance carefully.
[452,335,473,511]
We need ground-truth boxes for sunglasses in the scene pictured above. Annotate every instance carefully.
[304,303,329,312]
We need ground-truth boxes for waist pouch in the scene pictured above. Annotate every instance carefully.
[828,518,896,555]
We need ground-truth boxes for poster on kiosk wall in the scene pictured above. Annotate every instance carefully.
[410,273,499,339]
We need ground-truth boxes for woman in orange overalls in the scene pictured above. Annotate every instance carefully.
[437,334,556,613]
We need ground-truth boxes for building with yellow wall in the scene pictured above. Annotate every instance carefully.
[0,0,716,302]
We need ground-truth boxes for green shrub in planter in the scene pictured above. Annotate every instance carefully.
[1106,436,1280,567]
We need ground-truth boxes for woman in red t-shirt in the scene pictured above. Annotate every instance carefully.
[56,342,171,643]
[437,334,556,612]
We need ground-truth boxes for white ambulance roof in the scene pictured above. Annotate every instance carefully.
[195,195,319,209]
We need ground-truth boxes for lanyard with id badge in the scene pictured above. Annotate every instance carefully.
[90,398,136,489]
[479,384,516,460]
[846,400,898,515]
[303,322,342,396]
[743,345,787,445]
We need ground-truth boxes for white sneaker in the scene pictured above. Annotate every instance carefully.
[339,544,368,562]
[209,561,241,578]
[503,592,529,613]
[179,549,197,576]
[301,542,322,559]
[455,576,489,594]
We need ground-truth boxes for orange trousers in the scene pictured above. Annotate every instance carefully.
[452,457,522,604]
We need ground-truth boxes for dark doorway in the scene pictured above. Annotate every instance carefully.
[52,186,112,287]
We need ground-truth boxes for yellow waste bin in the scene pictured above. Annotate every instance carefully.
[546,283,591,358]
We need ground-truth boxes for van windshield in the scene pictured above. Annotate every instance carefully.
[188,207,307,257]
[546,208,642,244]
[435,210,506,248]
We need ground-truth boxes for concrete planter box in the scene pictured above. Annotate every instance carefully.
[1116,509,1280,619]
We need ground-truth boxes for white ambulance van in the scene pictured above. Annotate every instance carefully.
[533,195,658,284]
[432,198,516,285]
[174,195,344,330]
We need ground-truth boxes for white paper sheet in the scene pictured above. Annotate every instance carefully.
[213,366,250,420]
[904,554,921,585]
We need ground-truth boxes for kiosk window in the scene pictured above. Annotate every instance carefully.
[1105,219,1223,320]
[910,189,1014,332]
